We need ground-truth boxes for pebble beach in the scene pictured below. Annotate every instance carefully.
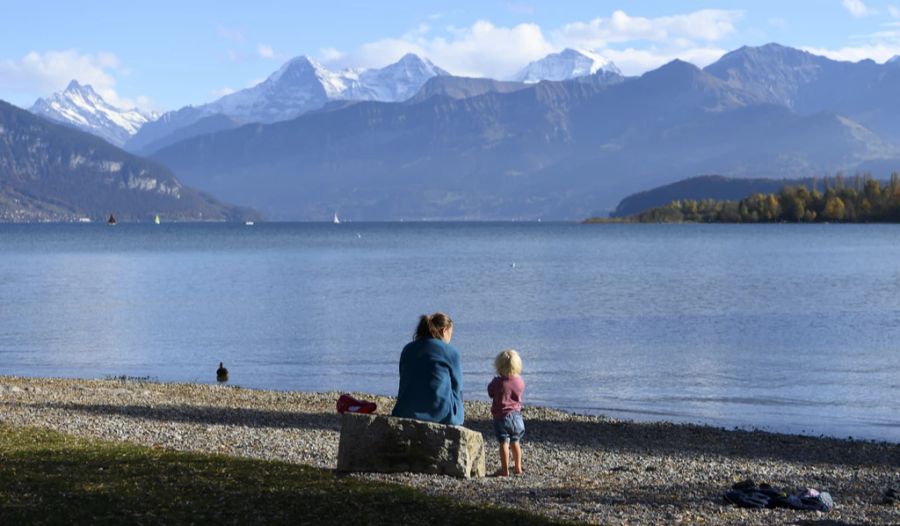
[1,376,897,525]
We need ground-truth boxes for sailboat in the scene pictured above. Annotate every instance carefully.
[154,214,160,225]
[107,213,116,225]
[333,211,341,224]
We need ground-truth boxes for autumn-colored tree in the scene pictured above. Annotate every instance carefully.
[627,173,900,223]
[823,196,846,221]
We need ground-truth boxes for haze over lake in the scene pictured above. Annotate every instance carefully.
[1,222,898,443]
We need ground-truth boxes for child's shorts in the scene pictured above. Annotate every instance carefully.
[493,411,525,443]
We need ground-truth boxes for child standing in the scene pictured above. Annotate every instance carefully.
[487,349,525,476]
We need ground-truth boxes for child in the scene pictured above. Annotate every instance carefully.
[487,349,525,476]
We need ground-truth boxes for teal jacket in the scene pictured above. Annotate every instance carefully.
[391,338,464,426]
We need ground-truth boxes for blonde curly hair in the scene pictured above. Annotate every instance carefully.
[494,349,522,376]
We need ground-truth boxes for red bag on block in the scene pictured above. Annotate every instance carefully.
[337,394,377,414]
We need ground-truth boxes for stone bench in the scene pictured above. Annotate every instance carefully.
[336,413,486,478]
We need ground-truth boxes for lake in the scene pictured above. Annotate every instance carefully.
[1,222,898,442]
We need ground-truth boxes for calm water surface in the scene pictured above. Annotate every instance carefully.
[1,223,898,442]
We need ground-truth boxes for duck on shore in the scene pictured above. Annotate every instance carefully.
[216,362,228,382]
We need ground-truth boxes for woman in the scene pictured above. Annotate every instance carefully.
[391,312,464,425]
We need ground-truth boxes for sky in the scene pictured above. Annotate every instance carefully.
[3,0,900,112]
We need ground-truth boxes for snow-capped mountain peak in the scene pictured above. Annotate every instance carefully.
[126,53,449,153]
[514,48,621,83]
[393,53,448,75]
[30,80,155,147]
[63,80,102,104]
[887,55,900,65]
[191,53,449,124]
[267,55,341,89]
[212,54,354,119]
[352,54,450,101]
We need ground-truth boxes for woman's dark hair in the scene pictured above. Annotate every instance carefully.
[415,312,453,340]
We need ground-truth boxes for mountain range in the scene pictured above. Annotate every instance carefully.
[124,53,454,154]
[146,44,900,220]
[706,44,900,141]
[28,49,620,156]
[11,43,900,221]
[0,100,255,222]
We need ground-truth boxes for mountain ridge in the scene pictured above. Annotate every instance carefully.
[30,81,156,147]
[150,50,894,220]
[125,53,449,154]
[0,100,256,222]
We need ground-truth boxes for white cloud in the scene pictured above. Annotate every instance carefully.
[353,38,427,68]
[318,47,346,63]
[340,10,741,79]
[889,5,900,17]
[134,95,155,111]
[555,9,742,49]
[257,44,275,59]
[0,49,144,108]
[842,0,875,17]
[603,46,728,75]
[355,20,555,78]
[802,44,900,62]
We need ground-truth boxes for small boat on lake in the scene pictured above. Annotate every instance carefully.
[333,212,341,224]
[154,214,160,225]
[107,213,116,225]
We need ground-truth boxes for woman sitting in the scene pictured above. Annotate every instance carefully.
[391,312,464,426]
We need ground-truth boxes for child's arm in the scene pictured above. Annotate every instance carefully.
[487,377,496,399]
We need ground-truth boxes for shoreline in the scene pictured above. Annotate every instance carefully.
[43,372,900,446]
[2,375,898,525]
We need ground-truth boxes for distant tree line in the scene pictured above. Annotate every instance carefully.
[632,172,900,223]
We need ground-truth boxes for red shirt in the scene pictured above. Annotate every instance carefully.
[487,375,525,420]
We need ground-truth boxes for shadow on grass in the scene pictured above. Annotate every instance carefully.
[0,425,570,526]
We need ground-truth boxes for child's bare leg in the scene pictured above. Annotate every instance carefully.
[498,442,510,476]
[511,441,523,474]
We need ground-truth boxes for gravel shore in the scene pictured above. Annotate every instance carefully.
[1,376,897,525]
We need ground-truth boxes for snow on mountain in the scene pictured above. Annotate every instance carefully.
[349,53,450,101]
[513,49,621,83]
[197,54,447,124]
[888,55,900,65]
[30,80,156,147]
[126,54,448,153]
[208,56,332,122]
[215,53,449,120]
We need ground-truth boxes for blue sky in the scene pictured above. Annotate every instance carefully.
[3,0,900,112]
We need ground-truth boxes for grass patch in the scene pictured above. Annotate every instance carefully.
[0,425,569,525]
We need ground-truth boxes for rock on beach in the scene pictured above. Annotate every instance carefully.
[337,413,486,478]
[1,376,898,525]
